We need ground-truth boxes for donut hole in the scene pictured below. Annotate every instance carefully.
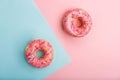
[72,18,83,28]
[36,50,44,58]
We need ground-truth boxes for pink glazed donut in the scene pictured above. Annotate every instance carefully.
[25,39,54,68]
[63,8,92,37]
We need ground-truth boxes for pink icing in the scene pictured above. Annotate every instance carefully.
[63,8,92,37]
[26,39,54,68]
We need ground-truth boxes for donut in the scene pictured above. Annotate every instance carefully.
[63,8,92,37]
[25,39,54,68]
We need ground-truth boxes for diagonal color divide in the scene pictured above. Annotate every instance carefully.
[0,0,70,80]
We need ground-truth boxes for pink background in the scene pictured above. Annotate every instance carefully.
[35,0,120,80]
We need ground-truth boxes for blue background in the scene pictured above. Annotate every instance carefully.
[0,0,70,80]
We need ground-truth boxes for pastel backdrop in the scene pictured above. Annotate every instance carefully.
[35,0,120,80]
